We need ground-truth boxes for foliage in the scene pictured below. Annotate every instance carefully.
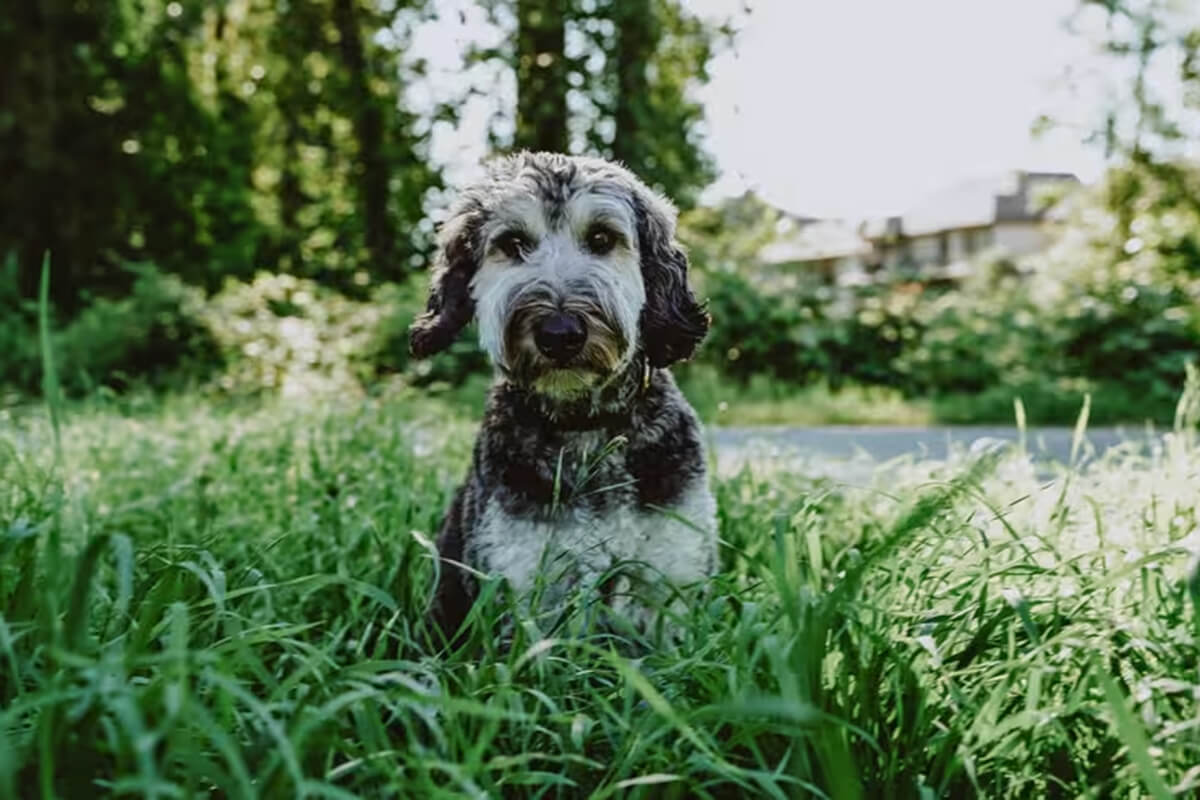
[678,192,785,281]
[477,0,729,208]
[586,0,725,208]
[56,264,220,396]
[198,273,385,397]
[0,0,440,310]
[675,156,1200,426]
[1026,164,1200,402]
[892,259,1041,396]
[2,389,1199,795]
[696,268,918,390]
[1061,0,1200,170]
[895,163,1200,422]
[1,1,256,309]
[194,273,486,398]
[0,265,492,405]
[364,280,493,390]
[1,259,220,400]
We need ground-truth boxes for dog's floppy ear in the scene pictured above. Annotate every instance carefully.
[633,189,710,368]
[409,207,484,359]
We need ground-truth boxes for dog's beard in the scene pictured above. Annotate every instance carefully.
[502,303,629,401]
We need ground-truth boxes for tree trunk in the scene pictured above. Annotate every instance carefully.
[609,0,652,169]
[332,0,397,282]
[515,0,568,153]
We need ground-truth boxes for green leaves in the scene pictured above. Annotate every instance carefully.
[2,0,441,313]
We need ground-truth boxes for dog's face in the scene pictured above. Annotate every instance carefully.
[470,176,645,398]
[410,153,709,400]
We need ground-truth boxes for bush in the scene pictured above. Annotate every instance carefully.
[1021,164,1200,419]
[699,269,918,389]
[196,272,491,398]
[362,279,491,389]
[1,259,221,399]
[56,264,221,394]
[694,163,1200,425]
[893,259,1043,395]
[0,262,495,403]
[199,272,388,397]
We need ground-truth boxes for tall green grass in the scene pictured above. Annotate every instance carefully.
[1,343,1199,795]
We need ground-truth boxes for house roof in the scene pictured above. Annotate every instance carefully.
[755,170,1081,266]
[864,170,1080,239]
[759,218,872,264]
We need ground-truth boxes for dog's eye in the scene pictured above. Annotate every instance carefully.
[584,226,619,256]
[494,231,531,261]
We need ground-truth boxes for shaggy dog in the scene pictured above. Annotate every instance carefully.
[410,152,717,642]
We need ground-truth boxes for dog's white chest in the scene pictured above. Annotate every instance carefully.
[471,474,716,601]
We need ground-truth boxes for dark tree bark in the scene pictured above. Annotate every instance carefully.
[332,0,397,280]
[609,0,653,170]
[515,0,568,153]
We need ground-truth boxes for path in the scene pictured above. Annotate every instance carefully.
[710,425,1157,481]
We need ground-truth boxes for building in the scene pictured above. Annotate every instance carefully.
[757,217,874,287]
[760,170,1080,286]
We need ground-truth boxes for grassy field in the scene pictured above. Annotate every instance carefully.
[417,367,1180,428]
[2,381,1200,798]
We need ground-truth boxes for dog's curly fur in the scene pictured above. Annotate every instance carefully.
[411,152,717,642]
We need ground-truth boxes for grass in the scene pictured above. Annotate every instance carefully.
[678,369,933,427]
[405,364,1182,429]
[419,369,938,428]
[2,370,1200,799]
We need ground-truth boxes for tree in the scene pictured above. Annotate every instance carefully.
[476,0,729,208]
[599,0,723,207]
[515,0,570,152]
[0,0,261,309]
[1054,1,1200,230]
[194,0,441,292]
[0,0,442,308]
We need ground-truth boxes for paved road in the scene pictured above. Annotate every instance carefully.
[710,425,1154,468]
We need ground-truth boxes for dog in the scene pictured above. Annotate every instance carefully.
[410,152,717,643]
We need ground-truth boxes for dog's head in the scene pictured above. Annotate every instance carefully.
[409,152,708,400]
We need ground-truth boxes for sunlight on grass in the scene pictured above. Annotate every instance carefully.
[1,382,1198,796]
[679,367,934,427]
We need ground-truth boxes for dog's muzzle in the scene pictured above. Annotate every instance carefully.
[533,312,587,364]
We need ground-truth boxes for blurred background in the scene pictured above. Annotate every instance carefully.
[2,0,1199,426]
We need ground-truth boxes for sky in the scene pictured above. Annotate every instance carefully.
[691,0,1110,218]
[409,0,1134,220]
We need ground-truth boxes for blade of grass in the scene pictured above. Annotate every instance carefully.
[37,251,63,462]
[1094,663,1172,800]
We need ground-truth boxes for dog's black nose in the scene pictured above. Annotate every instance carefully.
[534,312,587,363]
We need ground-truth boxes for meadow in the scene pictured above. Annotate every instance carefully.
[2,375,1199,799]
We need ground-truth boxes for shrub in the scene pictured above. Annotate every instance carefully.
[1,260,220,399]
[0,262,495,403]
[699,269,918,389]
[196,273,490,398]
[1021,164,1200,419]
[56,263,221,394]
[199,272,387,397]
[893,259,1044,396]
[361,279,491,389]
